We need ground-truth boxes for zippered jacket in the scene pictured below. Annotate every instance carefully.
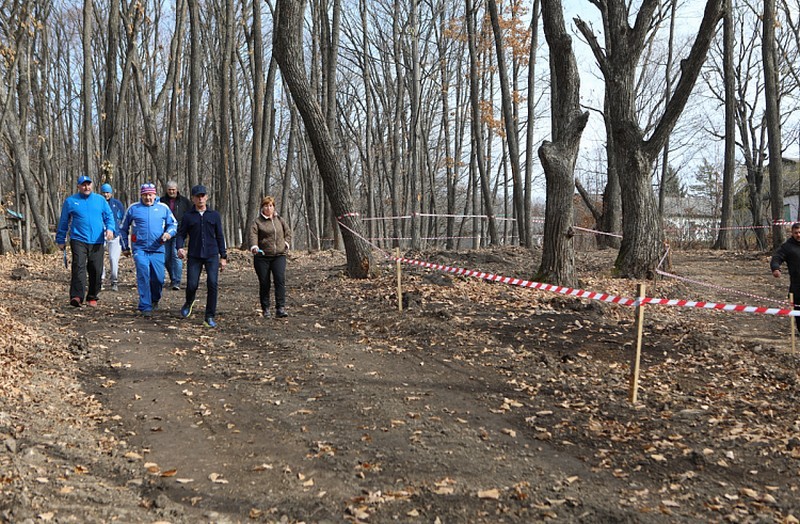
[120,202,178,253]
[176,207,227,260]
[248,213,291,256]
[107,198,126,238]
[56,192,116,245]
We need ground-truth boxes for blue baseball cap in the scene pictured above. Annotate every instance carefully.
[77,175,92,185]
[191,185,207,196]
[100,183,113,193]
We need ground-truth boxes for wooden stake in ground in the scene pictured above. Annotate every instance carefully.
[396,248,403,312]
[791,293,796,356]
[629,283,646,404]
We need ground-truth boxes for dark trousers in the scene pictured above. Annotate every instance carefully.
[253,255,286,311]
[70,240,104,302]
[186,256,220,319]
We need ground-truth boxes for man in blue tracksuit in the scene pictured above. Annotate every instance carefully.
[120,183,178,318]
[176,184,228,328]
[56,174,116,307]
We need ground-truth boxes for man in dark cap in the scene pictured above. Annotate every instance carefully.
[176,185,228,328]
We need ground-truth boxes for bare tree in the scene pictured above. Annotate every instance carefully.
[536,0,589,286]
[764,0,785,247]
[273,0,373,278]
[487,0,528,247]
[714,0,735,249]
[82,0,94,178]
[576,0,724,278]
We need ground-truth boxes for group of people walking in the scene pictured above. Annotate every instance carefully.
[56,174,291,327]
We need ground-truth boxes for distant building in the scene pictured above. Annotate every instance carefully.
[663,195,717,242]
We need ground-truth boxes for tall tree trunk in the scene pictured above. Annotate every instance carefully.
[715,0,735,250]
[1,85,53,253]
[215,0,235,219]
[273,0,372,278]
[409,0,422,250]
[466,0,498,245]
[488,0,527,247]
[186,0,201,187]
[763,0,785,247]
[525,0,541,248]
[82,0,94,177]
[536,0,589,286]
[246,0,266,229]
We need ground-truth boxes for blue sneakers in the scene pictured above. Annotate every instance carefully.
[180,301,194,318]
[204,317,217,328]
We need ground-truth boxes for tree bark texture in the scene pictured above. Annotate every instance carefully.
[273,0,373,278]
[536,0,589,287]
[576,0,723,278]
[763,0,785,247]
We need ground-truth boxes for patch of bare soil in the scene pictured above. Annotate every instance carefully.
[2,246,800,523]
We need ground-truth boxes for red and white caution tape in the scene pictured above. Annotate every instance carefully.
[656,268,789,308]
[395,256,800,317]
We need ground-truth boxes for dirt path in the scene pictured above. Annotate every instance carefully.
[3,247,800,523]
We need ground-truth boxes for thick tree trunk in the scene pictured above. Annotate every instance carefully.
[273,0,372,278]
[763,0,785,248]
[715,0,735,250]
[536,0,589,287]
[576,0,723,277]
[245,0,266,229]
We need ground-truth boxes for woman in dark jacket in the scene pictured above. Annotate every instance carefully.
[248,196,292,318]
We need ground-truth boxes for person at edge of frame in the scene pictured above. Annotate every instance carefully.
[771,222,800,333]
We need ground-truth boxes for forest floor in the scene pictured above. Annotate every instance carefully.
[2,245,800,523]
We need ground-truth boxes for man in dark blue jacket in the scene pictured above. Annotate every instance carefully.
[771,222,800,332]
[176,185,228,328]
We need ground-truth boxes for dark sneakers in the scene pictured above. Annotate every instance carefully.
[70,297,81,307]
[204,317,217,328]
[180,301,195,318]
[262,308,271,318]
[276,307,288,318]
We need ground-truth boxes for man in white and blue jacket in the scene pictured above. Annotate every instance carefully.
[120,183,178,318]
[56,174,116,308]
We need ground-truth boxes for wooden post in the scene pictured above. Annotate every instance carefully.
[791,293,796,356]
[629,283,646,404]
[396,248,403,312]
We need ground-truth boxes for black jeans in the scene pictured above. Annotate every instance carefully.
[70,240,105,301]
[253,255,286,311]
